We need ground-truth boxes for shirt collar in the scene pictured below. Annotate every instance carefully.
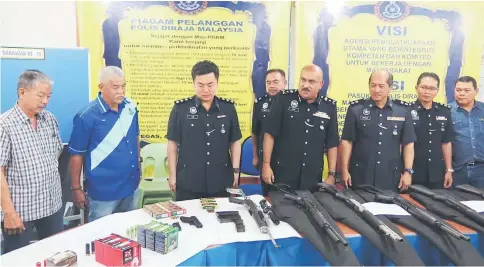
[453,100,483,111]
[14,102,46,123]
[414,99,437,110]
[366,97,393,110]
[194,96,220,111]
[97,93,125,113]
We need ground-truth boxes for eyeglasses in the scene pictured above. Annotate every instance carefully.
[419,86,438,91]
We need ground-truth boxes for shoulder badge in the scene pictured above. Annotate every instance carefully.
[393,99,410,106]
[282,89,297,95]
[254,94,268,104]
[349,99,364,106]
[218,97,235,104]
[435,102,451,109]
[320,95,336,105]
[174,96,194,104]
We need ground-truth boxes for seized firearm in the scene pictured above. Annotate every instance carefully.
[260,199,281,226]
[318,183,403,242]
[359,185,470,242]
[283,191,348,247]
[180,216,203,228]
[455,184,484,199]
[229,196,280,248]
[409,185,484,225]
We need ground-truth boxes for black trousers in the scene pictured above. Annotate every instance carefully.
[269,190,360,266]
[175,188,228,201]
[355,189,484,266]
[412,180,444,189]
[314,189,425,266]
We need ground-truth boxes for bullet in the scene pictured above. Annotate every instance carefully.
[91,241,95,254]
[86,243,90,256]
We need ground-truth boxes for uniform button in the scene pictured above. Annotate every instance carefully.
[379,132,382,135]
[307,119,310,122]
[428,159,431,161]
[380,114,382,117]
[291,115,293,118]
[207,152,210,155]
[429,150,431,152]
[130,151,132,154]
[305,141,308,144]
[377,161,380,164]
[307,108,310,112]
[191,124,194,127]
[356,164,359,167]
[472,138,474,140]
[127,140,130,143]
[207,142,210,145]
[263,115,266,118]
[429,132,432,135]
[207,162,210,165]
[206,124,209,126]
[303,163,306,166]
[306,130,308,133]
[429,141,432,143]
[304,153,307,155]
[207,114,209,116]
[132,165,134,167]
[413,122,416,125]
[429,123,432,126]
[378,142,381,145]
[428,114,431,117]
[378,152,381,154]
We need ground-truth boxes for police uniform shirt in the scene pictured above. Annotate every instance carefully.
[166,96,242,193]
[341,98,416,190]
[252,94,274,160]
[409,100,453,185]
[265,90,339,191]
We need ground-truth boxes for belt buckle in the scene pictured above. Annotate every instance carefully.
[468,161,475,165]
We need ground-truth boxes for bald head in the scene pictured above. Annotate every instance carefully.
[369,69,393,87]
[299,64,324,102]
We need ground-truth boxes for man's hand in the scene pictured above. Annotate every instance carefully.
[168,176,176,192]
[73,189,88,209]
[261,163,274,185]
[342,170,352,188]
[399,172,412,192]
[444,171,453,188]
[232,173,239,188]
[324,174,335,185]
[3,211,25,235]
[252,156,259,170]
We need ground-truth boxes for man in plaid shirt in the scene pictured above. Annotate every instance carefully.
[0,70,64,253]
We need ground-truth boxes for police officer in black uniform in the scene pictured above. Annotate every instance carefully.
[409,72,453,189]
[341,70,417,192]
[166,60,242,201]
[262,65,339,192]
[252,69,287,195]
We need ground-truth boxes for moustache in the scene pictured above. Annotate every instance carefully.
[301,88,310,92]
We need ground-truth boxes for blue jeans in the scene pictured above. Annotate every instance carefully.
[88,190,138,222]
[1,206,64,254]
[453,162,484,188]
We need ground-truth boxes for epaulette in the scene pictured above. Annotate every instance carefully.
[218,97,235,104]
[320,95,336,105]
[435,102,451,109]
[393,99,411,106]
[174,96,193,104]
[282,89,297,95]
[349,99,364,106]
[254,94,268,103]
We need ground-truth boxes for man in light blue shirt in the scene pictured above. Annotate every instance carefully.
[449,76,484,188]
[68,66,141,221]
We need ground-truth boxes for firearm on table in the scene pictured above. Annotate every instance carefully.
[180,216,203,228]
[408,185,484,225]
[318,183,403,243]
[283,191,348,247]
[358,185,470,242]
[260,199,280,226]
[229,196,280,248]
[455,184,484,199]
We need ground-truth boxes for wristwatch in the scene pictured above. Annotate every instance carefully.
[233,168,240,174]
[70,186,82,191]
[328,171,336,177]
[404,168,414,175]
[446,168,454,173]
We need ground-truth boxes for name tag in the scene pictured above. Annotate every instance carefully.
[313,111,330,119]
[436,116,447,121]
[288,107,299,112]
[387,116,405,121]
[217,115,226,118]
[187,115,198,120]
[360,116,371,121]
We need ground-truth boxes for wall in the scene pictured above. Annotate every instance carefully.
[1,1,483,97]
[0,1,77,48]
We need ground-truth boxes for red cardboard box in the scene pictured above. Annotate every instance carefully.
[95,234,142,266]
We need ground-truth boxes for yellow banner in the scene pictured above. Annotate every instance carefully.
[294,1,484,134]
[77,1,291,143]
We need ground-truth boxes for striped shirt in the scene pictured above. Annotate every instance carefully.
[0,104,63,222]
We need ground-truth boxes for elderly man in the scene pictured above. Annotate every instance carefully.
[69,66,140,222]
[0,70,63,253]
